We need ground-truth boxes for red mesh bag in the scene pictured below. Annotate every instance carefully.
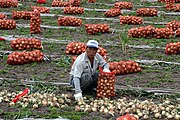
[10,38,42,50]
[31,6,50,13]
[52,1,70,7]
[173,4,180,11]
[12,10,32,20]
[116,114,137,120]
[85,24,110,35]
[7,50,44,65]
[88,0,96,3]
[63,7,84,14]
[66,41,107,57]
[0,13,7,19]
[70,0,80,6]
[0,0,18,8]
[165,42,180,55]
[136,8,158,17]
[37,0,46,4]
[0,19,16,30]
[128,25,155,38]
[109,60,142,75]
[104,8,122,17]
[119,15,143,25]
[176,28,180,36]
[166,20,180,31]
[165,0,175,10]
[158,0,165,2]
[114,2,133,9]
[96,67,116,98]
[58,16,82,26]
[30,9,41,34]
[153,28,174,39]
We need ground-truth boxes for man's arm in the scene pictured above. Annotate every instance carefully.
[72,62,84,102]
[73,77,81,93]
[73,62,83,93]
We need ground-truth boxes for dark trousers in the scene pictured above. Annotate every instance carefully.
[70,72,99,91]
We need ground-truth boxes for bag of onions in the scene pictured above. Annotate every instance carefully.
[88,0,96,3]
[0,19,16,30]
[0,13,7,19]
[70,0,80,6]
[175,28,180,37]
[7,50,44,65]
[165,42,180,55]
[116,114,137,120]
[96,67,116,98]
[37,0,46,4]
[0,37,5,41]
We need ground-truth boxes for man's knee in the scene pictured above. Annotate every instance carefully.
[80,73,93,89]
[93,72,99,81]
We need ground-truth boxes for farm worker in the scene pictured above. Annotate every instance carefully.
[69,40,111,102]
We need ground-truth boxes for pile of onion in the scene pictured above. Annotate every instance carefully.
[120,15,143,25]
[165,0,175,10]
[31,6,50,13]
[10,38,42,50]
[114,2,133,10]
[70,0,80,7]
[165,42,180,55]
[166,20,180,31]
[0,0,18,8]
[176,28,180,36]
[88,0,96,3]
[37,0,46,4]
[63,7,84,14]
[158,0,165,2]
[0,19,16,30]
[52,1,70,7]
[58,16,82,26]
[153,28,174,39]
[0,13,7,19]
[173,4,180,11]
[128,25,155,38]
[96,68,116,98]
[66,42,86,55]
[12,10,32,20]
[30,9,41,34]
[7,50,44,65]
[109,60,142,75]
[136,8,158,17]
[104,8,122,17]
[158,0,180,2]
[97,47,107,57]
[84,24,109,35]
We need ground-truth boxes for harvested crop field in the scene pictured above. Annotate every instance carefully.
[0,0,180,119]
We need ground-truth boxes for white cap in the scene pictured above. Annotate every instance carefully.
[86,40,99,49]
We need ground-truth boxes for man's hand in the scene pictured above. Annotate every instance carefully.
[74,92,83,102]
[103,68,111,72]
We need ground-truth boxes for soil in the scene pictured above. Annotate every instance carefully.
[0,41,180,90]
[0,41,179,120]
[0,0,180,120]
